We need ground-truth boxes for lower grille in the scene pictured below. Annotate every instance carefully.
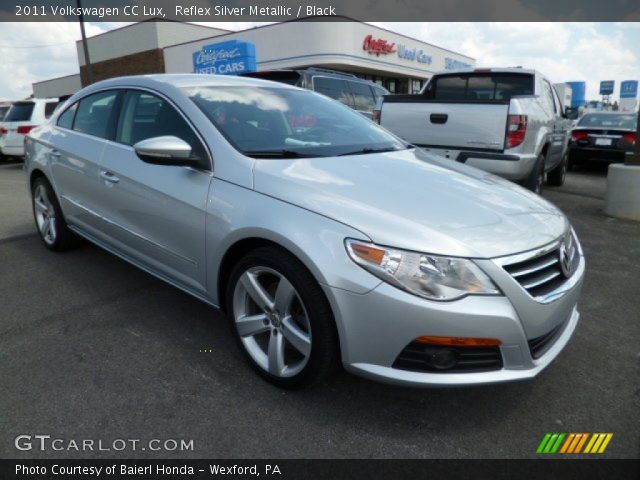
[393,342,503,373]
[528,320,566,359]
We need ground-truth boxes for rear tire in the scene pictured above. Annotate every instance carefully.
[547,153,568,186]
[523,152,546,194]
[225,246,340,389]
[31,177,81,251]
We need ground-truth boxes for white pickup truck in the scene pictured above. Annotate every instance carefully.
[378,68,573,192]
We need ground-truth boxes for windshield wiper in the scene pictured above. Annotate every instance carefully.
[338,147,401,156]
[243,149,322,159]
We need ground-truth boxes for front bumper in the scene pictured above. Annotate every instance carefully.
[325,250,585,387]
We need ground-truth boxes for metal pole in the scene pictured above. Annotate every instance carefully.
[77,0,93,85]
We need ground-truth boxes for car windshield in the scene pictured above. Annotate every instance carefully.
[578,113,637,129]
[184,86,408,158]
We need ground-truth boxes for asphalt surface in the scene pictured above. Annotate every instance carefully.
[0,160,638,459]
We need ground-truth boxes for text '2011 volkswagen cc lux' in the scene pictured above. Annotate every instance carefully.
[24,74,585,388]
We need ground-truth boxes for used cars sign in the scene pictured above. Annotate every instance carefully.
[193,40,257,75]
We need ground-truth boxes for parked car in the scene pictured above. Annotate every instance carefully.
[242,68,389,119]
[377,68,573,192]
[568,112,637,168]
[24,74,584,389]
[0,98,59,158]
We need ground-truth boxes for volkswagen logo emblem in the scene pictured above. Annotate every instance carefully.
[558,235,574,278]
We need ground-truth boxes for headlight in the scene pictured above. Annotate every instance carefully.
[345,239,500,301]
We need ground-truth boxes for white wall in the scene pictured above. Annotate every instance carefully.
[33,74,82,98]
[163,22,475,79]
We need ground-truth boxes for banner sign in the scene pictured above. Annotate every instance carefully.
[193,40,257,75]
[599,80,615,95]
[620,80,638,99]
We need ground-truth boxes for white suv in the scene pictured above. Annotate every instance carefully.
[0,98,59,158]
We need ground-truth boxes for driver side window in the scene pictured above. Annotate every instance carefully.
[116,90,207,162]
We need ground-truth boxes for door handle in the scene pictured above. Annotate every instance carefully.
[430,113,448,124]
[50,149,61,157]
[100,170,120,183]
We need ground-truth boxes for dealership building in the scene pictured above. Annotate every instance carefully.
[33,19,475,98]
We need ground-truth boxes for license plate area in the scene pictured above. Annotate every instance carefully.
[595,138,612,146]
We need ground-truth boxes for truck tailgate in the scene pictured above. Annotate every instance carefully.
[382,101,509,152]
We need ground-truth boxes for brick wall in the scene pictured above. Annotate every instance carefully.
[80,49,166,86]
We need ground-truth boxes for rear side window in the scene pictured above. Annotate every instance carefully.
[57,103,78,130]
[4,102,35,122]
[116,90,206,161]
[313,77,354,107]
[73,91,118,139]
[44,102,59,119]
[348,81,376,112]
[428,74,534,101]
[0,106,9,121]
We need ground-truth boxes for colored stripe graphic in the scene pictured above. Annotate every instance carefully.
[538,433,613,454]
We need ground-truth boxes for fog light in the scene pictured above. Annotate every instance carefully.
[429,348,458,370]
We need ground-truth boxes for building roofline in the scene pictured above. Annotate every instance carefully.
[32,72,81,86]
[162,16,475,62]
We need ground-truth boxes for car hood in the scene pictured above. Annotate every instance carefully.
[252,149,568,258]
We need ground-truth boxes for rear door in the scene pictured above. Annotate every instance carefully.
[96,89,211,293]
[382,72,534,151]
[49,90,120,234]
[541,79,565,165]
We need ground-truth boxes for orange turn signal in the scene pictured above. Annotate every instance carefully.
[414,336,502,347]
[350,243,385,265]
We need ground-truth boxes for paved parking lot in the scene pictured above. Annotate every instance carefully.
[1,159,638,459]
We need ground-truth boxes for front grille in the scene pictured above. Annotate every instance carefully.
[502,244,578,300]
[393,342,503,373]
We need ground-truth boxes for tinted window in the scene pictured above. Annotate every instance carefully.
[372,86,388,100]
[4,102,35,122]
[243,71,302,86]
[348,82,376,112]
[313,77,354,107]
[57,103,78,129]
[73,91,118,139]
[116,91,206,161]
[429,74,534,100]
[0,106,9,121]
[185,86,407,157]
[44,102,59,119]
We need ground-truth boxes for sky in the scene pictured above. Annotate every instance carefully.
[0,21,638,101]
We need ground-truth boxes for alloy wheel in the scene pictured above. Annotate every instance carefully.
[233,266,312,378]
[33,184,57,245]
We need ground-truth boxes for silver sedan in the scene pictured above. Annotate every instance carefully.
[24,74,585,388]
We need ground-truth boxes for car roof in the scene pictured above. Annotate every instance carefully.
[435,67,537,76]
[87,73,301,91]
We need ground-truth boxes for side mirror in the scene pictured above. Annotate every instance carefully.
[563,107,578,120]
[133,136,198,167]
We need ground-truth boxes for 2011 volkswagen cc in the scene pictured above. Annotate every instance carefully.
[24,75,585,388]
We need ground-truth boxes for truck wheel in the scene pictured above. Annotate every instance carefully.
[523,153,546,194]
[547,153,568,187]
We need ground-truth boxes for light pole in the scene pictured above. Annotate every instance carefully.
[77,0,93,85]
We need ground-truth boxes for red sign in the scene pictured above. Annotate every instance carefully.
[362,34,396,56]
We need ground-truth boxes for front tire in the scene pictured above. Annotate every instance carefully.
[31,177,80,251]
[226,246,340,389]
